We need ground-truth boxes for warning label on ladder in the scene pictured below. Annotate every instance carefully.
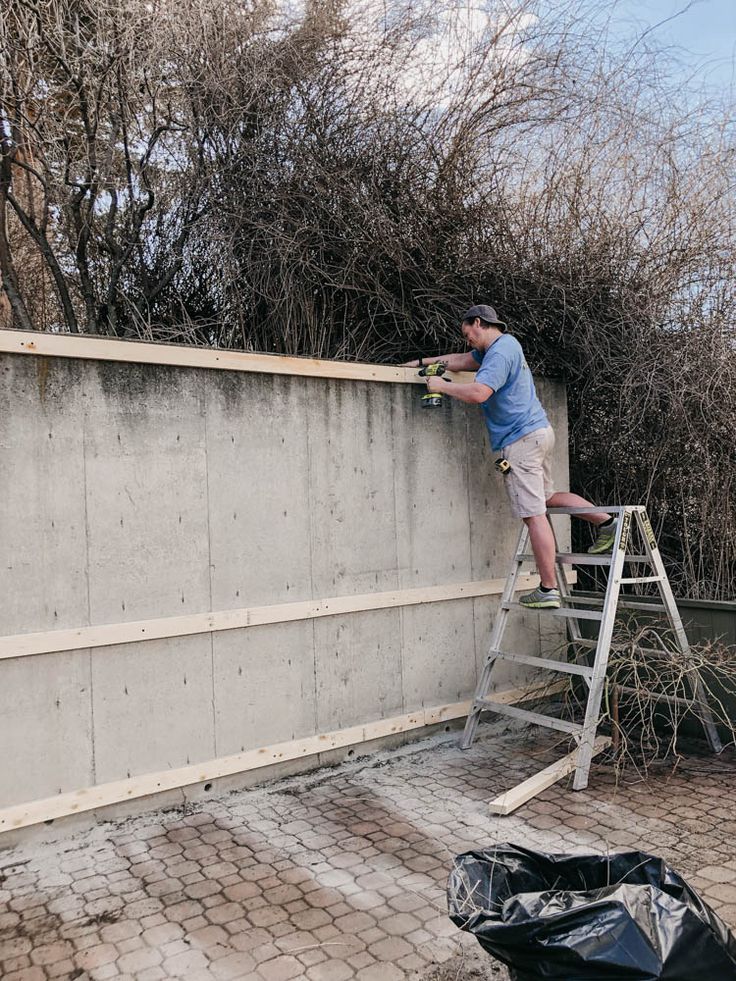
[640,513,658,552]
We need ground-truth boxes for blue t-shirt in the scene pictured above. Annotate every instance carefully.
[472,335,549,451]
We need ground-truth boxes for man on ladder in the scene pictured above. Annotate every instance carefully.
[403,304,612,609]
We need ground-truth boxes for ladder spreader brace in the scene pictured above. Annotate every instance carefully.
[460,505,722,816]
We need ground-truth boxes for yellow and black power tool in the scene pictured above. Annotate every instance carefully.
[418,361,450,408]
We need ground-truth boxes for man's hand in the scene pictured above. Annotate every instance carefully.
[425,377,448,394]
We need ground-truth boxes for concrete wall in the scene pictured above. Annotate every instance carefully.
[0,350,570,811]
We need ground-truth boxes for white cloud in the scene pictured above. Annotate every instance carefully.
[355,1,539,105]
[267,1,538,105]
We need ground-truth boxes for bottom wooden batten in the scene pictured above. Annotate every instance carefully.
[0,680,563,833]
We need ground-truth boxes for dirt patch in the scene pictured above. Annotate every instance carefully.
[419,950,509,979]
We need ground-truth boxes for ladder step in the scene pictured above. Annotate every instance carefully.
[570,638,678,657]
[546,506,642,514]
[571,637,611,649]
[475,699,583,735]
[489,650,593,679]
[519,552,612,566]
[504,602,603,621]
[518,553,649,565]
[568,595,667,613]
[618,576,664,585]
[617,684,695,709]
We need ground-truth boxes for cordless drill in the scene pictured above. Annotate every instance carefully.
[418,362,450,407]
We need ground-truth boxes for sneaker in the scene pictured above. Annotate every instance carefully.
[588,521,617,555]
[519,586,561,609]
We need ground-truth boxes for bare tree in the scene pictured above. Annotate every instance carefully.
[0,0,216,334]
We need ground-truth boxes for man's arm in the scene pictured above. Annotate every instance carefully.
[426,377,492,404]
[401,352,480,372]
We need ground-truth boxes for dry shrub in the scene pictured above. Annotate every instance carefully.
[550,622,736,776]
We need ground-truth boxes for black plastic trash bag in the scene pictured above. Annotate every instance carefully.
[448,843,736,980]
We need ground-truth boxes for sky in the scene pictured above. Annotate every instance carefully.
[605,0,736,93]
[276,0,735,98]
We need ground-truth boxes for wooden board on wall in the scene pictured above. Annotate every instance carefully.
[0,329,476,385]
[0,679,568,833]
[0,574,576,660]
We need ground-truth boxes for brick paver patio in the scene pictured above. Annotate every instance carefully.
[2,722,735,980]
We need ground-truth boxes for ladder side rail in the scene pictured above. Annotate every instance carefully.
[572,509,630,790]
[634,510,723,753]
[460,524,530,750]
[555,577,593,686]
[549,516,589,680]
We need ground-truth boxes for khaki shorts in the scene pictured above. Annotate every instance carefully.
[502,426,555,518]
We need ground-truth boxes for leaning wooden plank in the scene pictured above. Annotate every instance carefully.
[0,573,575,660]
[488,735,612,816]
[0,682,557,833]
[422,680,567,728]
[0,329,476,386]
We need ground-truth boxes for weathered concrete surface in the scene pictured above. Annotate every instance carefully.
[90,637,216,784]
[1,724,735,980]
[1,652,93,803]
[0,353,570,817]
[0,357,89,636]
[205,373,314,610]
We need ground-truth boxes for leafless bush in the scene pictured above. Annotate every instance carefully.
[555,623,736,776]
[1,0,734,596]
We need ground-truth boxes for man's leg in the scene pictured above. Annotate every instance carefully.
[503,428,561,608]
[518,513,560,608]
[524,514,557,588]
[545,492,616,554]
[525,494,615,588]
[545,491,610,526]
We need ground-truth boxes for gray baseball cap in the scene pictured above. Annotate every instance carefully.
[462,304,506,331]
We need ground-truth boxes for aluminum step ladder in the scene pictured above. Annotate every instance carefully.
[460,505,722,794]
